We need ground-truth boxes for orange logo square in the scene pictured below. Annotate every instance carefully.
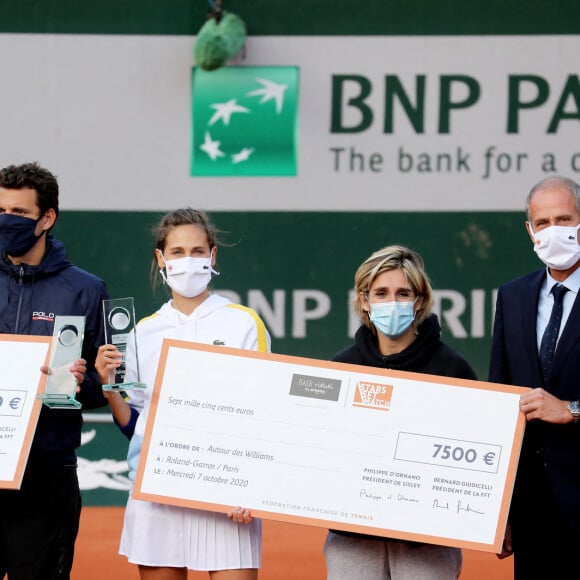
[353,381,393,411]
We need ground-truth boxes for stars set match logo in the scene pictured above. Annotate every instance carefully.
[191,66,299,177]
[353,381,394,411]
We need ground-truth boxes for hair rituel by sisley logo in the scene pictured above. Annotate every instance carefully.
[191,66,299,177]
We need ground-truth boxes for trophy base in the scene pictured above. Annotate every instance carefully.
[102,381,146,392]
[38,394,83,410]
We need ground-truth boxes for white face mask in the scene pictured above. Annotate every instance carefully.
[529,224,580,270]
[160,251,219,298]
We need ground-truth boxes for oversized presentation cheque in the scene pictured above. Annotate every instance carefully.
[133,339,528,553]
[0,335,51,489]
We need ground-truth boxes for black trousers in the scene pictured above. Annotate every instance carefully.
[0,464,81,580]
[511,458,580,580]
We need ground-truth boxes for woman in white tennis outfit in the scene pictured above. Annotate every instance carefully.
[96,208,271,580]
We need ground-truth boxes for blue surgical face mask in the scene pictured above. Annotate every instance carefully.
[369,300,416,338]
[0,213,44,257]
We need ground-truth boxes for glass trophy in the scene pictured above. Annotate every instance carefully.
[39,315,85,409]
[102,297,145,391]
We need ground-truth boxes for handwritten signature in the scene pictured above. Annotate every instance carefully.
[359,489,420,503]
[359,489,382,501]
[388,492,419,503]
[432,499,449,510]
[432,498,485,515]
[457,500,484,515]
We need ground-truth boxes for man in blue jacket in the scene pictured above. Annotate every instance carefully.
[489,175,580,579]
[0,162,110,579]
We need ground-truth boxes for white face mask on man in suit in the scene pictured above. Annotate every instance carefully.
[529,224,580,270]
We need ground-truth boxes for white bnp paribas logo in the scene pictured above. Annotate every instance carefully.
[191,66,299,177]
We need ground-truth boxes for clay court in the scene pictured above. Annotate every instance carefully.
[73,507,512,579]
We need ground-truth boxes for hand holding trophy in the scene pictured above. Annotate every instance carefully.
[39,315,85,409]
[101,297,145,391]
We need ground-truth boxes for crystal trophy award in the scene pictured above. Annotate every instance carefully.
[102,297,145,391]
[39,315,85,409]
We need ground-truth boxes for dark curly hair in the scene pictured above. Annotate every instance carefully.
[0,162,59,219]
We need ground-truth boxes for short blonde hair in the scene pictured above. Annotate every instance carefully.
[353,245,434,331]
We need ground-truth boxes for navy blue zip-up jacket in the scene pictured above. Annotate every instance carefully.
[0,235,110,467]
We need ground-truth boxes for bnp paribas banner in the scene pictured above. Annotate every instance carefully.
[0,35,577,211]
[0,9,577,504]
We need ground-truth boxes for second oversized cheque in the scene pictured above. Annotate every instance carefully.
[133,339,527,553]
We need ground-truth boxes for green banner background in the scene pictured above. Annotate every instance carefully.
[69,210,539,505]
[0,1,578,35]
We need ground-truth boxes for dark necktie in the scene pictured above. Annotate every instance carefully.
[539,283,569,384]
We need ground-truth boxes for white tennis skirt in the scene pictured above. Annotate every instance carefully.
[119,497,262,571]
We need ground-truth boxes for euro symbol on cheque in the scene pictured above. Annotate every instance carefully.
[483,452,496,466]
[9,397,21,410]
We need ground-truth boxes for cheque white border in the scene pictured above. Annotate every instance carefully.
[0,335,51,489]
[133,339,528,553]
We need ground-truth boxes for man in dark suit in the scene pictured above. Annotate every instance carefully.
[489,175,580,579]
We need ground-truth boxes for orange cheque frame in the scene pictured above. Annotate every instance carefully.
[133,339,528,553]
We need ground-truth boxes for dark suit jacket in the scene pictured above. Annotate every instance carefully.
[489,268,580,534]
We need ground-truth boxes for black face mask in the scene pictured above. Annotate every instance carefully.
[0,213,45,257]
